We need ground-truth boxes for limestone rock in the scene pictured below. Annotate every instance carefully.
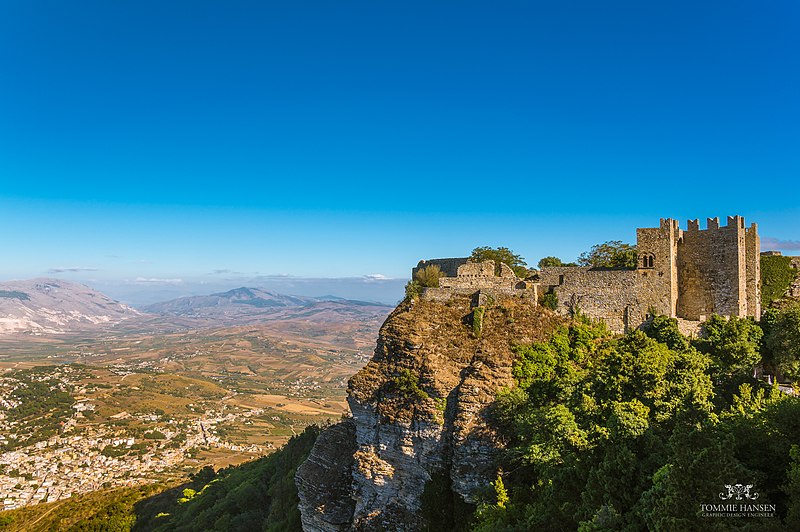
[295,419,357,531]
[297,295,559,531]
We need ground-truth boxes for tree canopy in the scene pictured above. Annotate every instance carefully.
[470,246,529,278]
[577,240,638,269]
[537,256,577,269]
[474,314,800,531]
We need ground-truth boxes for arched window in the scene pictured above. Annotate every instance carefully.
[641,253,655,269]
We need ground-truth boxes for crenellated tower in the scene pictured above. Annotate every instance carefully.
[676,215,760,320]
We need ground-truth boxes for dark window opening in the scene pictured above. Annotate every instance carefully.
[641,253,655,269]
[558,274,565,285]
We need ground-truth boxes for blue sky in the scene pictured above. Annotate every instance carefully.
[1,1,798,304]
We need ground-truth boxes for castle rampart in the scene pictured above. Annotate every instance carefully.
[413,215,763,334]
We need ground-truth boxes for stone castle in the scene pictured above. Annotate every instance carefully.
[414,215,761,333]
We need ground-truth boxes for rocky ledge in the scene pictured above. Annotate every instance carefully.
[296,295,559,530]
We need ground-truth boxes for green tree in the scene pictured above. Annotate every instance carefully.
[577,241,637,269]
[763,305,800,381]
[694,314,763,375]
[784,444,800,529]
[642,314,689,351]
[537,256,577,268]
[470,246,529,278]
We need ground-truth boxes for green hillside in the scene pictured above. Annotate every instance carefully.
[0,426,318,532]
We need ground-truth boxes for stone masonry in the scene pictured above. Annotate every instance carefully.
[414,216,761,334]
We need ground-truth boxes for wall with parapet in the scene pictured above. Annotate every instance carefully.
[538,267,637,333]
[677,216,751,320]
[413,258,469,279]
[418,260,536,305]
[413,215,762,334]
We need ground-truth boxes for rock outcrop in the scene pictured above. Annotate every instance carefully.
[296,294,559,530]
[295,420,357,531]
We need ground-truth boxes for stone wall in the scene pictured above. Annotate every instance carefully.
[677,216,754,320]
[439,261,518,291]
[635,218,681,318]
[538,267,637,333]
[745,225,761,317]
[788,256,800,299]
[412,258,469,279]
[413,215,761,335]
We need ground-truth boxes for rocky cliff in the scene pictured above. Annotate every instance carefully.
[296,294,560,530]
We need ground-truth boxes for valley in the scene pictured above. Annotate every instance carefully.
[0,284,391,513]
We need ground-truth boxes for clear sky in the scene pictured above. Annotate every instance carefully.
[1,1,798,304]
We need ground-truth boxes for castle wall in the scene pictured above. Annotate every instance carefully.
[414,215,762,335]
[439,262,518,290]
[745,224,761,317]
[413,258,469,279]
[538,267,637,333]
[677,217,747,320]
[635,218,681,318]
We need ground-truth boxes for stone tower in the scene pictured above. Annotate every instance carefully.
[635,218,682,318]
[676,216,760,320]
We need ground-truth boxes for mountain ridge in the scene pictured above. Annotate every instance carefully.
[0,278,140,336]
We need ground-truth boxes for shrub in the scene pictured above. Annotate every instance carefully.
[404,280,422,300]
[414,264,443,288]
[472,306,486,337]
[761,255,798,307]
[541,291,558,310]
[390,369,429,400]
[537,256,577,268]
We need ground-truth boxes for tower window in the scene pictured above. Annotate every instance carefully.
[641,253,655,269]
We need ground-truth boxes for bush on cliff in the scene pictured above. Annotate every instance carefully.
[762,304,800,381]
[405,264,444,300]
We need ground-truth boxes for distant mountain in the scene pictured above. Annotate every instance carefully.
[143,287,314,315]
[142,287,393,327]
[0,278,140,335]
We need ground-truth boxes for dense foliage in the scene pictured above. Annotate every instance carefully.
[761,255,798,307]
[136,425,319,531]
[474,313,800,530]
[1,373,74,451]
[762,306,800,381]
[577,240,638,269]
[0,290,30,300]
[537,256,577,268]
[470,247,529,278]
[0,426,319,531]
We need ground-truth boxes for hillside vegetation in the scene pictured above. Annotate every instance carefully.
[0,426,318,531]
[473,309,800,530]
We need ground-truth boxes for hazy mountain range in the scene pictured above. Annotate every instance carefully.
[0,279,392,336]
[0,278,140,335]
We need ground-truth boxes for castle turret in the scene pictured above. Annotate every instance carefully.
[635,218,681,318]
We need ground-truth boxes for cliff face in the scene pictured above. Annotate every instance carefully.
[296,295,559,531]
